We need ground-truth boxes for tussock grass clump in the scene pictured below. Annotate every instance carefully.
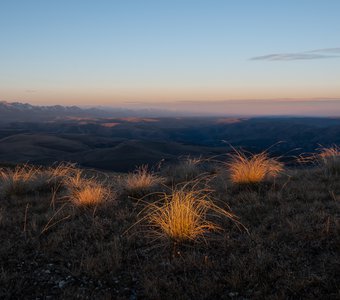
[64,169,111,207]
[163,157,202,183]
[227,149,283,184]
[69,184,111,207]
[318,145,340,175]
[64,168,85,190]
[142,184,238,244]
[0,163,82,197]
[0,165,42,196]
[124,165,164,193]
[45,162,76,185]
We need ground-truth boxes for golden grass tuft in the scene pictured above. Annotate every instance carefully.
[227,149,283,184]
[64,168,85,190]
[124,165,164,192]
[69,184,110,207]
[0,164,41,196]
[45,162,76,184]
[0,162,85,197]
[63,169,111,207]
[142,184,239,243]
[318,145,340,157]
[317,145,340,175]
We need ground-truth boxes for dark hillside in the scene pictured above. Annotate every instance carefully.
[1,116,340,170]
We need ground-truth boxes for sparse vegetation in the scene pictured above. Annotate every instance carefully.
[123,165,164,193]
[162,156,202,183]
[318,145,340,175]
[0,152,339,299]
[0,163,78,197]
[0,165,42,196]
[63,167,86,191]
[45,162,76,185]
[227,149,283,184]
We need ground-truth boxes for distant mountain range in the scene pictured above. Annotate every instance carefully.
[0,101,185,123]
[0,101,106,122]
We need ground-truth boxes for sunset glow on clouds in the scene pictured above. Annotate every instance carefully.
[0,0,340,115]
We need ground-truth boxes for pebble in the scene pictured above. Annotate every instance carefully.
[58,280,67,289]
[228,292,239,297]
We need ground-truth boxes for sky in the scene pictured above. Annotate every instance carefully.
[1,0,340,115]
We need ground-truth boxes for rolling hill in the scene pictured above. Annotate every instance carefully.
[1,102,340,171]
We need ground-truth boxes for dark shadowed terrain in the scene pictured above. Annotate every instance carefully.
[1,102,340,171]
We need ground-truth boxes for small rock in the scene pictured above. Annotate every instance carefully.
[58,280,67,289]
[229,292,239,297]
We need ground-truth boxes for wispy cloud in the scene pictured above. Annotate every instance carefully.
[308,47,340,54]
[250,47,340,61]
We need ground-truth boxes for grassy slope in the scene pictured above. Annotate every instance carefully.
[0,167,339,299]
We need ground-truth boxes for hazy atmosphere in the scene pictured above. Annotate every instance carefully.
[1,0,340,115]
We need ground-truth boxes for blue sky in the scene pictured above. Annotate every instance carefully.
[0,0,340,114]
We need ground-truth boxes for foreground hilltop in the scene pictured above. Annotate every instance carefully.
[0,148,339,299]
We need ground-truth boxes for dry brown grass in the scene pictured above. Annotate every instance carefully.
[64,168,85,190]
[124,165,164,193]
[0,163,81,197]
[1,162,339,299]
[68,184,111,207]
[298,145,340,175]
[141,184,239,244]
[0,163,113,207]
[0,165,41,196]
[318,145,340,175]
[227,149,283,184]
[162,157,203,183]
[45,163,76,184]
[63,169,112,207]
